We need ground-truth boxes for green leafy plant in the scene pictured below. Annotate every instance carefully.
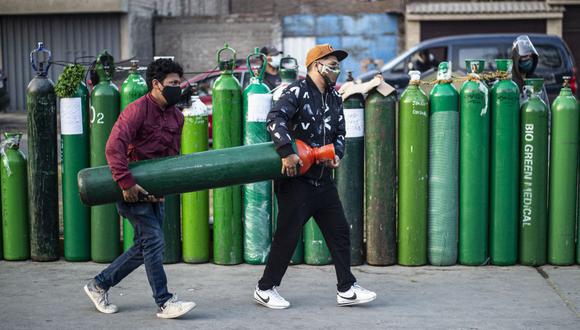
[55,64,86,98]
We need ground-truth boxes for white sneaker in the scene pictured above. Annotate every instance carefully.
[254,286,290,309]
[156,295,196,319]
[337,283,377,306]
[84,280,119,314]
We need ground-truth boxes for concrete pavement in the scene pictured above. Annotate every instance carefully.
[0,261,578,329]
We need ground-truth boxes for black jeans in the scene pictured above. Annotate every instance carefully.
[258,178,357,292]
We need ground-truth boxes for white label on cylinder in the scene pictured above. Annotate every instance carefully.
[344,107,364,138]
[60,97,83,135]
[247,93,272,122]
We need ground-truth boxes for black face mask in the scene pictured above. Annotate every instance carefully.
[161,84,182,107]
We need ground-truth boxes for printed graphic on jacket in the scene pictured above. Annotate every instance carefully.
[267,76,345,184]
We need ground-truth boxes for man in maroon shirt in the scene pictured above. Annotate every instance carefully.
[84,59,195,319]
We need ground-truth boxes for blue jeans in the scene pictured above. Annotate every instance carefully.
[95,201,172,307]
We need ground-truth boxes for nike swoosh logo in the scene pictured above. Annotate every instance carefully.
[256,292,270,303]
[338,292,357,300]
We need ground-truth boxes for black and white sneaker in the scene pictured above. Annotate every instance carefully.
[337,283,377,306]
[254,285,290,309]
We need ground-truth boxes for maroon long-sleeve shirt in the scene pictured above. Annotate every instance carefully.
[105,93,184,190]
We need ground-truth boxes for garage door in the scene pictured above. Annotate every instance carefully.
[0,14,121,112]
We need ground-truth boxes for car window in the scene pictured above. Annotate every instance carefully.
[198,74,220,96]
[391,59,406,73]
[454,45,509,72]
[405,47,447,73]
[536,45,562,70]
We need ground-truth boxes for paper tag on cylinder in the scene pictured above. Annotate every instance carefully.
[344,108,364,138]
[247,93,272,122]
[60,97,83,135]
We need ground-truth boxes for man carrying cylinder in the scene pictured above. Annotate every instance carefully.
[253,44,377,309]
[83,59,195,319]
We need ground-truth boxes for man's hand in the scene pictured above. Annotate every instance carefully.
[123,184,159,203]
[281,154,303,177]
[319,155,341,169]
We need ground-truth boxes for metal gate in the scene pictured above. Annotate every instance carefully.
[0,14,121,112]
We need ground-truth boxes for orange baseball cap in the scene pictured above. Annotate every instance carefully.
[305,44,348,68]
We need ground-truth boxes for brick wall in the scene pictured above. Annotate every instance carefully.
[154,15,282,73]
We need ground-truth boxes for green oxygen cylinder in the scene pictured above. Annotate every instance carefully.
[271,56,303,265]
[243,48,272,265]
[1,133,30,260]
[55,64,91,261]
[364,77,397,266]
[428,62,459,266]
[398,70,429,266]
[335,71,364,266]
[549,77,579,265]
[459,59,490,266]
[490,59,520,266]
[212,44,243,265]
[120,60,148,252]
[304,218,332,265]
[163,194,181,263]
[519,78,548,266]
[27,42,59,261]
[90,51,121,263]
[181,95,210,263]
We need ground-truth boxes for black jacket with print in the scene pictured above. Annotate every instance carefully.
[267,75,346,185]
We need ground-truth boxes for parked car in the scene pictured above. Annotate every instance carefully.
[357,34,578,102]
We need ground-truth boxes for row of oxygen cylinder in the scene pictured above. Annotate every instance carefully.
[4,44,579,267]
[391,58,580,267]
[0,44,172,262]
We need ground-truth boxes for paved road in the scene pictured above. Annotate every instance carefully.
[0,261,578,329]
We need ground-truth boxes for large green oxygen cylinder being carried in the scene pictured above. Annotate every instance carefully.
[79,140,335,206]
[56,64,91,261]
[490,59,520,266]
[120,60,148,252]
[271,56,303,265]
[549,77,579,265]
[1,133,30,260]
[181,95,210,263]
[428,62,459,266]
[335,72,364,266]
[90,51,121,263]
[398,70,429,266]
[364,76,397,266]
[212,44,243,265]
[26,42,59,261]
[519,78,548,266]
[459,59,490,266]
[243,48,272,265]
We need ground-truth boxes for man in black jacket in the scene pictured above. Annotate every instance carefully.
[253,44,377,309]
